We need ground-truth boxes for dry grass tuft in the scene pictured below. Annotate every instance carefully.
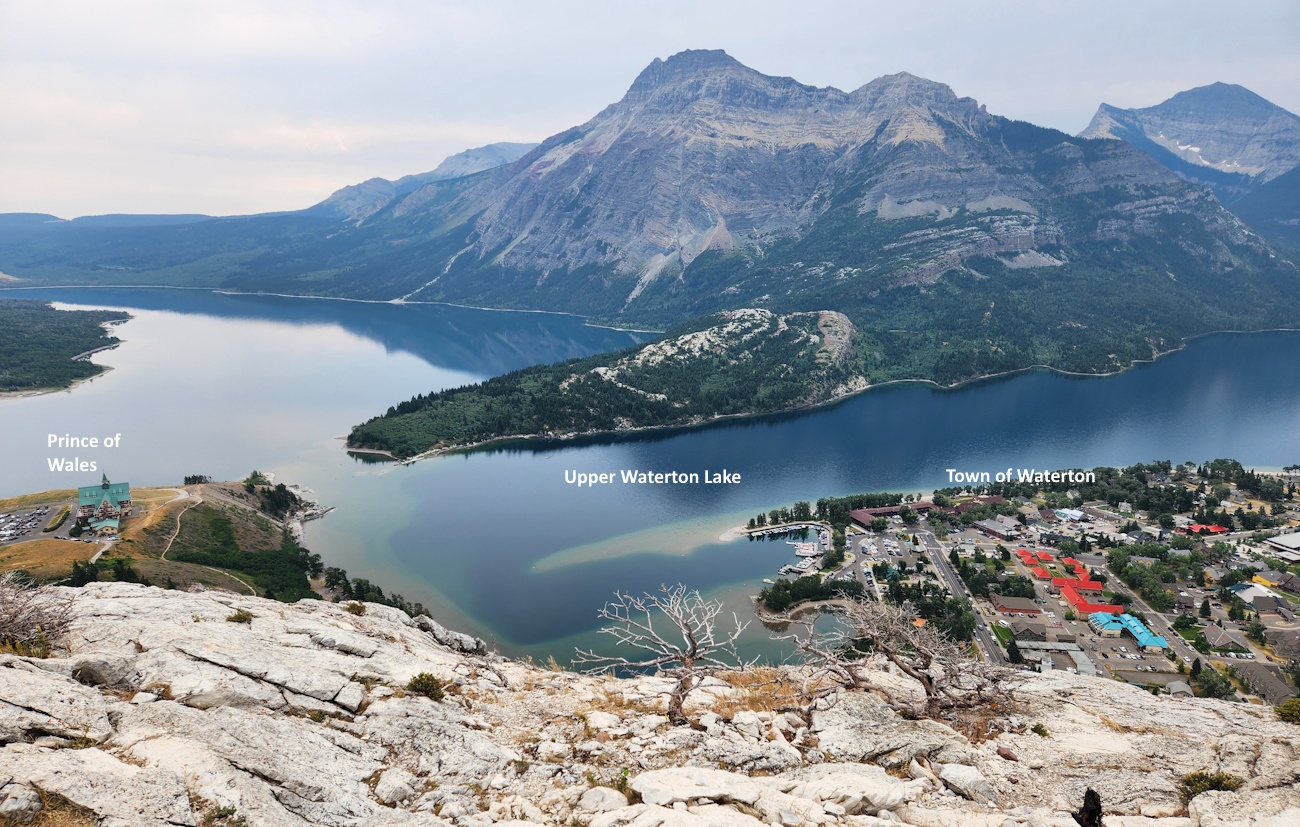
[0,789,99,827]
[713,667,828,716]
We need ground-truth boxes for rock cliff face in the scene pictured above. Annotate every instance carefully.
[1081,84,1300,203]
[2,583,1298,827]
[376,50,1220,320]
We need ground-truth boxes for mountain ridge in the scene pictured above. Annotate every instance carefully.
[1080,82,1300,202]
[1,52,1298,391]
[304,141,540,222]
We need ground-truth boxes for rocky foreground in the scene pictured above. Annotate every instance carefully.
[1,584,1297,827]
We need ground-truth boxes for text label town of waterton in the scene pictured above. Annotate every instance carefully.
[565,469,741,487]
[946,468,1097,485]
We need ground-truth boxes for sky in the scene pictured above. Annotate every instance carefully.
[2,0,1298,218]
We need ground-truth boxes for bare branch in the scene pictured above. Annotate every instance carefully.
[575,584,751,724]
[0,573,74,654]
[773,598,1020,720]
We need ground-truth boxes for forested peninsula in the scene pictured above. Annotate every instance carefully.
[347,309,865,459]
[0,299,130,392]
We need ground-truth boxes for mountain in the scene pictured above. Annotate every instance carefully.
[1080,83,1300,203]
[1232,164,1300,252]
[2,51,1298,387]
[305,141,538,222]
[1080,83,1300,253]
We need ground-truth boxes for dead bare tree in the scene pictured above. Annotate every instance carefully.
[776,599,1020,720]
[575,584,751,725]
[0,572,74,655]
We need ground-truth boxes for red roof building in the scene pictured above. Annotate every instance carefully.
[1035,550,1053,561]
[1061,585,1121,615]
[1182,523,1228,535]
[1062,557,1080,567]
[1031,566,1052,579]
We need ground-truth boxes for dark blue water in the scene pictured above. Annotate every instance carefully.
[3,287,1298,660]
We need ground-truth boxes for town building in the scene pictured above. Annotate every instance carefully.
[991,594,1042,616]
[1090,613,1123,637]
[76,475,133,535]
[1266,628,1300,660]
[1088,612,1167,651]
[1065,586,1121,616]
[1181,523,1229,536]
[1253,570,1285,588]
[1083,506,1117,523]
[974,519,1018,540]
[848,501,937,526]
[1203,625,1249,652]
[1167,680,1193,698]
[1233,662,1296,705]
[1010,620,1047,641]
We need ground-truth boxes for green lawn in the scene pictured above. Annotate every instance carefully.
[992,625,1013,646]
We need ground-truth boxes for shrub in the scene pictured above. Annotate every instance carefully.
[226,609,254,624]
[1275,697,1300,724]
[344,601,366,616]
[407,672,445,701]
[43,505,70,532]
[1031,723,1049,737]
[0,572,73,657]
[1178,771,1243,803]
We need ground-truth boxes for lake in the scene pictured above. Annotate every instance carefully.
[3,286,1300,661]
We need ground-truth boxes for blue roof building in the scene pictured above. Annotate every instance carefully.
[1089,612,1166,650]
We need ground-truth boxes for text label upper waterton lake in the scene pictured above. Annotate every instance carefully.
[565,469,741,488]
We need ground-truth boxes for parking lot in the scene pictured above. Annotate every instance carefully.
[0,506,57,544]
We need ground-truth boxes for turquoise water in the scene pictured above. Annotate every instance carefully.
[3,287,1299,660]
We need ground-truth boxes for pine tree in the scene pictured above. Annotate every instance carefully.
[1007,638,1024,664]
[1191,658,1202,679]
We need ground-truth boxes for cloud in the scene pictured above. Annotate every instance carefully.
[1,0,1297,216]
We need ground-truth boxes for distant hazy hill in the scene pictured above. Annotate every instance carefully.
[2,51,1298,387]
[304,142,538,222]
[1080,83,1300,252]
[1081,83,1300,200]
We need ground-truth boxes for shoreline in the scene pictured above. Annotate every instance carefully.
[354,324,1300,465]
[0,310,129,399]
[0,282,663,335]
[0,363,116,400]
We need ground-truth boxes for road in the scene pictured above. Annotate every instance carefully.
[1075,551,1202,666]
[920,529,1006,665]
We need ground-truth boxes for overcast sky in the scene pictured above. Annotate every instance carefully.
[2,0,1297,217]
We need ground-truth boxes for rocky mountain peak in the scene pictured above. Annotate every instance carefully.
[1161,82,1290,120]
[1081,83,1300,187]
[618,48,837,114]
